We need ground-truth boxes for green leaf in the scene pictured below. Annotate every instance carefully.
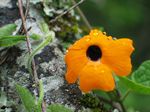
[119,77,150,95]
[30,33,41,40]
[47,104,73,112]
[132,60,150,86]
[119,60,150,95]
[38,21,50,33]
[37,80,44,112]
[0,24,17,36]
[0,35,25,47]
[16,85,36,112]
[0,34,41,47]
[27,31,54,76]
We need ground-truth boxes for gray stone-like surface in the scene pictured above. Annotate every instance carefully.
[0,0,12,8]
[0,40,82,111]
[0,0,83,111]
[0,0,19,27]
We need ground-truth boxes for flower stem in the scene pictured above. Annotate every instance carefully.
[107,89,127,112]
[118,99,126,112]
[121,89,131,101]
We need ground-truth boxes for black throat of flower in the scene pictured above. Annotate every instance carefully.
[86,45,102,61]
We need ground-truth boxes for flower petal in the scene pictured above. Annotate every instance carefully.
[68,35,91,50]
[68,29,110,50]
[65,69,78,83]
[101,38,134,76]
[79,62,115,93]
[65,49,88,80]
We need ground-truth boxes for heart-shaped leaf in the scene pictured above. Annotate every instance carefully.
[132,60,150,86]
[119,60,150,95]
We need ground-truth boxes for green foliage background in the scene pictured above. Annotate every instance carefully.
[79,0,150,111]
[80,0,150,68]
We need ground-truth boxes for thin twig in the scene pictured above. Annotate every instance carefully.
[18,0,39,84]
[42,102,46,112]
[25,0,30,19]
[107,90,127,112]
[50,0,85,23]
[18,0,30,34]
[18,0,31,52]
[72,0,92,30]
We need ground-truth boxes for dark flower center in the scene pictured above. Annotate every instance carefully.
[86,45,102,61]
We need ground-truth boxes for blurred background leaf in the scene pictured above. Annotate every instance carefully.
[79,0,150,68]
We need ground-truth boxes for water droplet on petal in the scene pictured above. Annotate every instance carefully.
[93,32,98,36]
[103,32,106,35]
[113,37,117,40]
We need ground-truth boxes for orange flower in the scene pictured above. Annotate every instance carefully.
[65,29,134,93]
